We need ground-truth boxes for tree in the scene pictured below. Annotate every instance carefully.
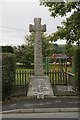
[14,33,54,67]
[21,45,34,67]
[73,47,80,93]
[53,43,64,54]
[64,44,74,57]
[14,45,24,63]
[14,45,34,67]
[40,1,80,45]
[25,32,54,57]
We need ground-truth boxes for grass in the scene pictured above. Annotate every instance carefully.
[16,68,33,72]
[44,63,72,72]
[16,63,72,73]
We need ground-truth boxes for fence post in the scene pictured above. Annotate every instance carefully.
[20,71,22,87]
[49,71,52,83]
[25,71,27,87]
[52,71,54,86]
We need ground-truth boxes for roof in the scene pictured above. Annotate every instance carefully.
[48,54,69,59]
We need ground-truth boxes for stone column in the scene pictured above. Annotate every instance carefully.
[28,18,53,98]
[29,18,46,76]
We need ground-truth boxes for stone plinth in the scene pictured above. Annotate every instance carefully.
[27,76,53,98]
[53,85,77,96]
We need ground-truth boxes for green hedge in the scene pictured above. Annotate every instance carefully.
[2,53,16,100]
[74,47,80,93]
[2,46,14,53]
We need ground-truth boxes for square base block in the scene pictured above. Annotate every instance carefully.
[27,75,54,99]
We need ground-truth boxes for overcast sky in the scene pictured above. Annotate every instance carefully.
[0,0,67,46]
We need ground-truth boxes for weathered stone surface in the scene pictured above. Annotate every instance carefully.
[28,18,53,98]
[29,18,45,76]
[56,85,75,92]
[27,76,53,98]
[53,85,77,96]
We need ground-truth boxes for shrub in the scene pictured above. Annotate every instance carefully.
[2,53,16,100]
[0,53,2,101]
[2,46,14,53]
[74,47,80,93]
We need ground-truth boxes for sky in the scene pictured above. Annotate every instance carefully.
[0,0,68,46]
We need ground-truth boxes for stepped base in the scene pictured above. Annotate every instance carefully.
[27,75,54,99]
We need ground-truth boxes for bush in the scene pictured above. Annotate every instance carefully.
[74,47,80,93]
[2,53,16,100]
[2,46,14,53]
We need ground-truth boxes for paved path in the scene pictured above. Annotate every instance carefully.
[2,112,79,118]
[2,118,79,120]
[2,97,79,111]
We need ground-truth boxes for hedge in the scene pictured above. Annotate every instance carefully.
[2,46,14,53]
[74,47,80,93]
[0,53,2,101]
[2,53,16,100]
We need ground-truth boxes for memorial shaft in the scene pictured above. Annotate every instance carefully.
[29,18,46,76]
[28,18,53,98]
[34,32,43,75]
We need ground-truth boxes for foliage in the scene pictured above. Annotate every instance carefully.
[14,33,54,67]
[25,33,54,57]
[74,47,80,93]
[53,44,65,54]
[40,1,80,44]
[64,44,74,57]
[21,45,34,67]
[13,45,24,63]
[2,46,14,53]
[2,53,16,100]
[14,45,34,67]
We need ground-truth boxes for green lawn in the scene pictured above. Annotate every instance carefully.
[16,63,72,72]
[16,68,33,72]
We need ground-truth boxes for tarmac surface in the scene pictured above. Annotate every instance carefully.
[1,96,80,120]
[2,96,80,112]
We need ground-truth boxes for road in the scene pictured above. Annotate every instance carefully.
[2,97,79,111]
[2,97,80,120]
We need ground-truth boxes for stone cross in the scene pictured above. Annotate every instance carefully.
[29,18,46,76]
